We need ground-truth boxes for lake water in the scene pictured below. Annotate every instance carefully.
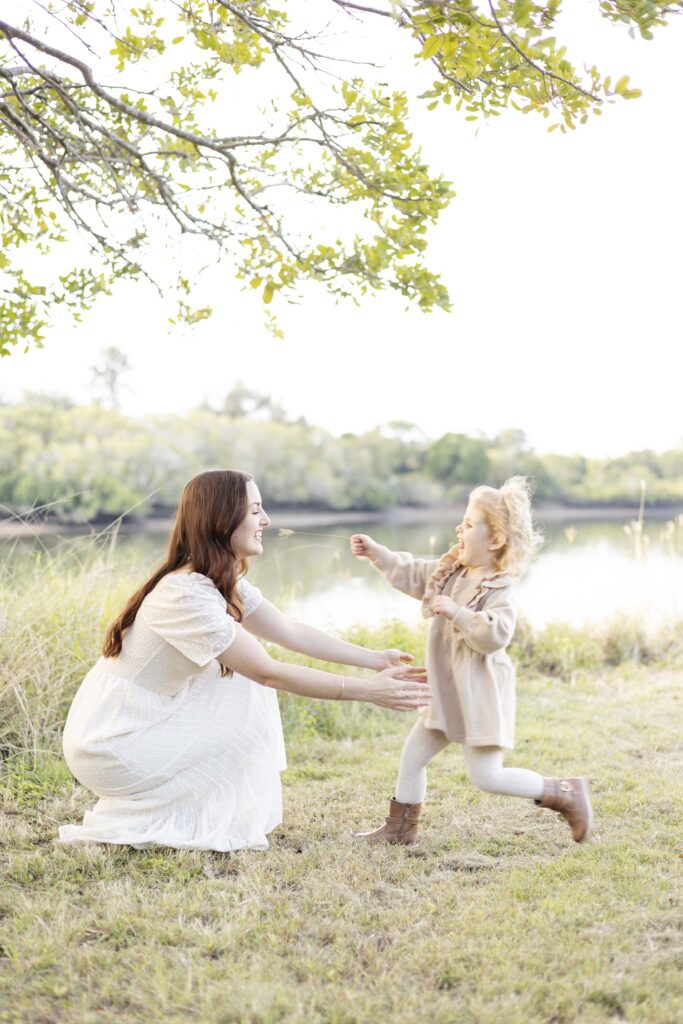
[5,512,683,630]
[255,516,683,630]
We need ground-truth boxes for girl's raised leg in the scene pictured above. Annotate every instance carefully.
[463,745,592,841]
[463,745,544,799]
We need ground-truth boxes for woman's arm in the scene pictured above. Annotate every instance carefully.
[241,598,410,670]
[217,626,430,711]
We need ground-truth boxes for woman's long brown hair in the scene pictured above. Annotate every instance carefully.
[103,470,252,663]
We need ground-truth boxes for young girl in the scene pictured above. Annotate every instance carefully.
[350,476,592,846]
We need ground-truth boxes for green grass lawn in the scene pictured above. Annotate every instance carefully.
[1,664,681,1024]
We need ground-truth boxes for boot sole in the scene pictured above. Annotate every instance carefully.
[354,831,419,845]
[575,777,593,843]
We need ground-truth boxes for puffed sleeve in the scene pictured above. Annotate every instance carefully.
[237,577,263,617]
[452,586,517,655]
[140,575,237,666]
[371,547,440,600]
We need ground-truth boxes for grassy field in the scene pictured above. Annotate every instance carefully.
[1,544,682,1022]
[2,667,682,1023]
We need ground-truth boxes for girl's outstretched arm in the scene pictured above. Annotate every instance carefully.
[351,534,439,601]
[242,597,412,670]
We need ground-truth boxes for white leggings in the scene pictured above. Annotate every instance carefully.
[394,717,545,804]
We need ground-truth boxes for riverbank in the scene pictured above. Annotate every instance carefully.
[2,500,682,539]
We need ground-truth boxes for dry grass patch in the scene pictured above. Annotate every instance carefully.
[1,666,682,1023]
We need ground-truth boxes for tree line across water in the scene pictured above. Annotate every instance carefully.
[1,394,682,523]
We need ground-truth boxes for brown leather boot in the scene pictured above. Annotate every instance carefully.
[536,777,593,842]
[355,798,422,845]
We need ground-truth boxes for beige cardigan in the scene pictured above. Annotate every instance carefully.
[372,546,518,749]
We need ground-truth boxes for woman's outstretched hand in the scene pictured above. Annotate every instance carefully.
[364,665,430,712]
[374,648,414,670]
[350,533,383,562]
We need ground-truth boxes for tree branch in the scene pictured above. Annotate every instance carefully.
[485,1,601,105]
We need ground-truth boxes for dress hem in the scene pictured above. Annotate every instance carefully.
[56,820,281,853]
[422,720,514,749]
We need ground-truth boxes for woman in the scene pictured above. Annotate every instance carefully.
[58,470,429,852]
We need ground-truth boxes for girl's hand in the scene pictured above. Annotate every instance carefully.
[363,665,430,712]
[374,648,414,670]
[350,533,382,562]
[431,595,458,620]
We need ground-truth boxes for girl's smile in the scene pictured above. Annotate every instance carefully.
[456,502,504,572]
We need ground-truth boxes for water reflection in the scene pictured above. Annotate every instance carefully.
[4,516,683,629]
[252,519,683,630]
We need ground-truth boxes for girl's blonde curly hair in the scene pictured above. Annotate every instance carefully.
[468,475,543,577]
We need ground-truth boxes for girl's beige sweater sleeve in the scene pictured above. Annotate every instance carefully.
[371,546,440,600]
[452,587,517,655]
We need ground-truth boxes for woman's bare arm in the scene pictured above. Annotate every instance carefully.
[217,626,429,711]
[242,598,411,670]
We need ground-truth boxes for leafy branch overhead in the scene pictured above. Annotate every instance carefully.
[0,1,680,354]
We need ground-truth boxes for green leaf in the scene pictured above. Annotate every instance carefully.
[420,35,443,60]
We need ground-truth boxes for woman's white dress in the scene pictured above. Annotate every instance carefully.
[58,573,286,852]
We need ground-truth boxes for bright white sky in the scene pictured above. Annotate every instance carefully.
[2,3,682,458]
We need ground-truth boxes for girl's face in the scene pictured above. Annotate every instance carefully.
[455,501,502,570]
[231,479,270,559]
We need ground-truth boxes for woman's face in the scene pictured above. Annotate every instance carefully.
[231,479,270,559]
[455,501,500,569]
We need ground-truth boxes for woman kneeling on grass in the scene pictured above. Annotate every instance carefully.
[351,476,593,846]
[58,470,429,853]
